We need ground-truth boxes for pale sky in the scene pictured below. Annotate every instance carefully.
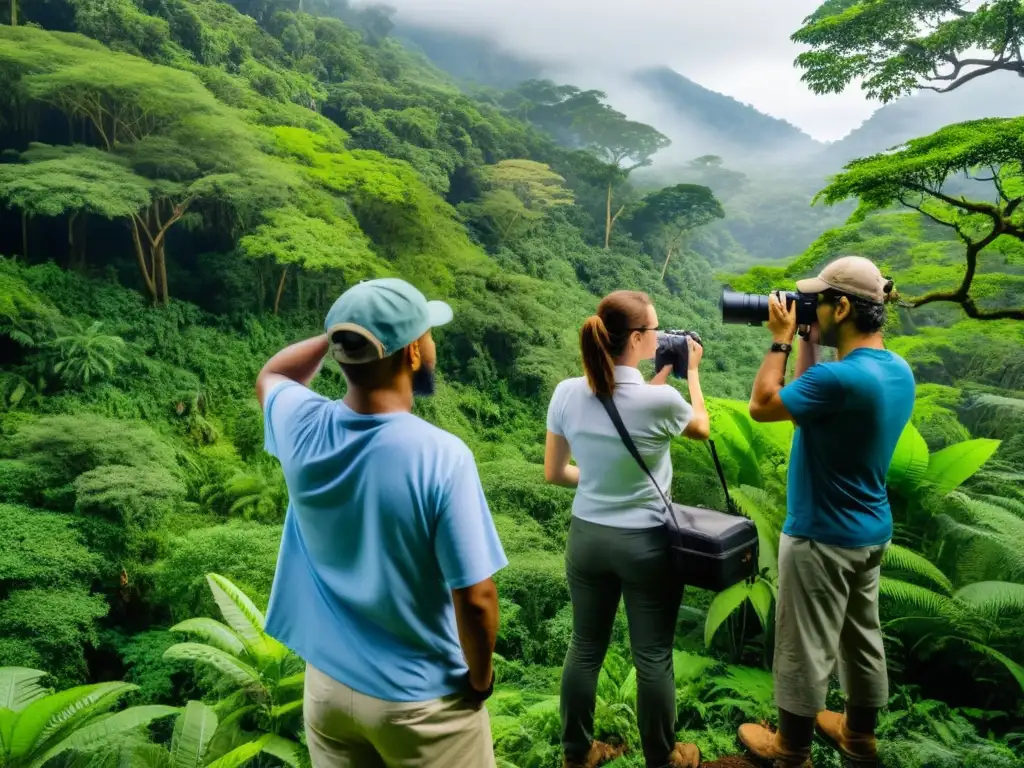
[387,0,878,143]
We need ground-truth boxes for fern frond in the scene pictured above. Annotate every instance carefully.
[955,582,1024,621]
[882,545,953,594]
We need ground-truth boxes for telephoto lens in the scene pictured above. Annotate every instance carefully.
[719,290,818,326]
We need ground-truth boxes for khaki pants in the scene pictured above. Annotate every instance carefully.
[773,533,890,718]
[303,663,497,768]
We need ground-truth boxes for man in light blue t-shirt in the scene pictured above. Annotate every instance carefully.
[255,278,508,768]
[739,257,915,768]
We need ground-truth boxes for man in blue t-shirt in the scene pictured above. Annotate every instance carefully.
[256,278,508,768]
[737,256,915,768]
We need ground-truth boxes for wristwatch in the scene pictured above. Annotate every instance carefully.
[464,670,495,704]
[770,342,793,355]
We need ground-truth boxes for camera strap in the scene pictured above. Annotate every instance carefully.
[597,394,736,524]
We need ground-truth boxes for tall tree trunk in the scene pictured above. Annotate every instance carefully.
[155,243,169,305]
[131,199,190,306]
[130,217,158,303]
[274,266,288,315]
[11,0,17,27]
[660,246,673,281]
[604,182,625,249]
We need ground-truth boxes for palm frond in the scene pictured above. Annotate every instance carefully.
[11,682,138,762]
[205,575,288,664]
[162,644,264,694]
[169,620,248,660]
[170,701,218,768]
[0,668,49,712]
[32,706,179,768]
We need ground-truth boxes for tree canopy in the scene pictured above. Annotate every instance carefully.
[625,183,725,279]
[792,0,1024,102]
[817,117,1024,319]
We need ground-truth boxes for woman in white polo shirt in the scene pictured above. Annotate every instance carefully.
[545,289,710,768]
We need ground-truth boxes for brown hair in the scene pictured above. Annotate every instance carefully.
[580,290,652,397]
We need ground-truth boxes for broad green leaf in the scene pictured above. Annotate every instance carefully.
[170,701,218,768]
[967,642,1024,693]
[882,544,953,595]
[704,581,752,648]
[0,669,48,712]
[162,644,263,693]
[205,574,288,663]
[748,579,775,631]
[32,705,179,767]
[924,439,1001,496]
[261,735,305,768]
[9,682,137,761]
[731,485,783,576]
[887,423,930,492]
[268,700,302,721]
[275,672,304,700]
[203,735,270,768]
[169,620,247,659]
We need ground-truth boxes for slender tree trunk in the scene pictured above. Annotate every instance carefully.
[274,266,288,315]
[501,211,521,240]
[660,246,673,281]
[130,217,157,303]
[11,0,17,27]
[20,211,28,261]
[155,243,169,305]
[604,182,625,249]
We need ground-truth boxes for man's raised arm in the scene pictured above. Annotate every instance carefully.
[256,334,330,408]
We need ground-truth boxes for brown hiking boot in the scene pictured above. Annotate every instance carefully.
[737,722,813,767]
[562,740,627,768]
[668,741,702,768]
[815,710,878,765]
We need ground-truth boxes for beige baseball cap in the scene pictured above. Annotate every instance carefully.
[796,256,889,303]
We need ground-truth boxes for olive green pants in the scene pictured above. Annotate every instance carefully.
[561,516,684,768]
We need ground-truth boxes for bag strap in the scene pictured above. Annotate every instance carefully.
[597,393,687,531]
[597,393,738,517]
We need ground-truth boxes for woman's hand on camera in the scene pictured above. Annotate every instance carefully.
[687,337,703,371]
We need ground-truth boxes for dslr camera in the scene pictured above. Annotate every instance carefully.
[719,290,818,327]
[655,330,702,380]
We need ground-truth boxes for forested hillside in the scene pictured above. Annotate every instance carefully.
[1,0,1023,767]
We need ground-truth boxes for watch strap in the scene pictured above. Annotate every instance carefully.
[771,342,793,354]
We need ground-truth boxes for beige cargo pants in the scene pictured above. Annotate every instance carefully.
[303,663,497,768]
[772,533,890,717]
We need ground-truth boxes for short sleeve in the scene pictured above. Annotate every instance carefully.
[434,448,509,590]
[546,381,566,436]
[779,363,845,425]
[263,380,329,460]
[658,386,693,438]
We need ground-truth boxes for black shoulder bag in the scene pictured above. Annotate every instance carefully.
[597,394,758,592]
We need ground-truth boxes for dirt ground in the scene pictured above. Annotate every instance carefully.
[701,757,760,768]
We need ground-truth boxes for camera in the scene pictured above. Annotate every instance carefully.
[655,330,702,380]
[719,290,818,327]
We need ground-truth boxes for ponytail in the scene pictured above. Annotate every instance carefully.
[581,314,615,397]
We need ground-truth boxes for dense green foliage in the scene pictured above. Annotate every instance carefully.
[1,0,1023,766]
